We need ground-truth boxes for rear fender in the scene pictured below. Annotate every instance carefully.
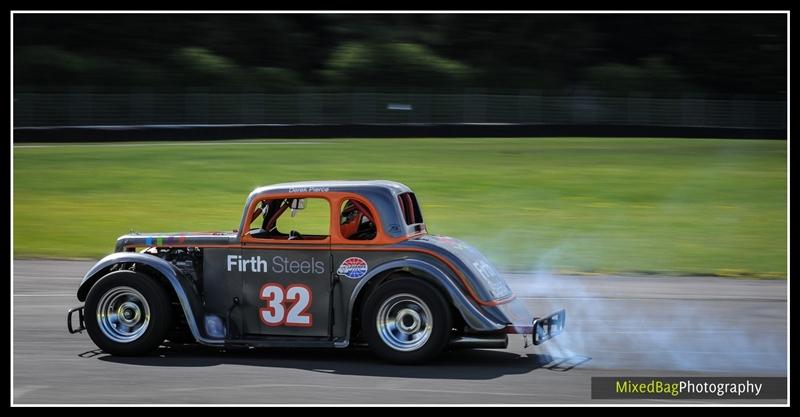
[346,258,505,341]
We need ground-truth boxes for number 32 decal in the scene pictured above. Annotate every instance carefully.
[259,283,313,327]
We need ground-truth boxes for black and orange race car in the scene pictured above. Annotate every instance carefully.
[67,181,564,364]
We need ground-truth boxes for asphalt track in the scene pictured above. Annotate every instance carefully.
[13,260,788,404]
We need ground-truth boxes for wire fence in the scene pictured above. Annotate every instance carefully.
[13,91,787,130]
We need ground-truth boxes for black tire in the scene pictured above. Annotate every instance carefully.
[85,270,173,356]
[362,276,452,364]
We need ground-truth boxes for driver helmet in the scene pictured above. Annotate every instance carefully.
[340,201,363,239]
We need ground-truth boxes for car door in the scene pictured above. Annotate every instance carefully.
[239,196,332,337]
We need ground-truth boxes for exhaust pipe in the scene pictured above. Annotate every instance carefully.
[449,334,508,349]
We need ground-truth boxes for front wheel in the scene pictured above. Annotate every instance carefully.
[84,270,172,356]
[362,277,452,364]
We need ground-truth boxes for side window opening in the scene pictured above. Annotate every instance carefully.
[398,192,423,225]
[340,199,377,241]
[248,197,330,240]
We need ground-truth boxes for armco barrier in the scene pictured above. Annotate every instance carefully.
[12,123,786,142]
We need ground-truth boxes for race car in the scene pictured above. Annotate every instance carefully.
[67,180,565,364]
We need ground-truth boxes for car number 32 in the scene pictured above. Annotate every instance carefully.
[258,283,313,327]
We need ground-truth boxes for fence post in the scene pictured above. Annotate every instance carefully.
[68,88,79,126]
[681,94,689,127]
[407,92,413,124]
[128,89,136,125]
[741,95,755,129]
[184,87,192,124]
[296,90,304,124]
[626,93,632,125]
[239,87,245,124]
[351,90,357,124]
[462,89,468,124]
[697,93,706,128]
[479,89,486,123]
[426,91,432,124]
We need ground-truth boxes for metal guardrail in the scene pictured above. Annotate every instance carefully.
[13,92,786,130]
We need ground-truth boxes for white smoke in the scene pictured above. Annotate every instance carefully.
[504,244,787,375]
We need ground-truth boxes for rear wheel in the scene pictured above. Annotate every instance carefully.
[362,277,452,364]
[85,270,172,356]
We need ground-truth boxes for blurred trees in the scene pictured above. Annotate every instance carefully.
[13,13,786,97]
[583,56,691,96]
[323,42,473,88]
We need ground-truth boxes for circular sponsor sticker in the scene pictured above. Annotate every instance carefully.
[337,257,369,279]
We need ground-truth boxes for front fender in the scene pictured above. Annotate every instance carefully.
[77,252,222,345]
[346,258,505,341]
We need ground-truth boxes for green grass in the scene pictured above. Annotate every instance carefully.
[13,138,787,278]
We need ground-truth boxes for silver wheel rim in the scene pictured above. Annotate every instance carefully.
[96,286,151,343]
[376,293,433,352]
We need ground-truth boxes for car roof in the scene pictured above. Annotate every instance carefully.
[240,180,420,239]
[249,180,413,197]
